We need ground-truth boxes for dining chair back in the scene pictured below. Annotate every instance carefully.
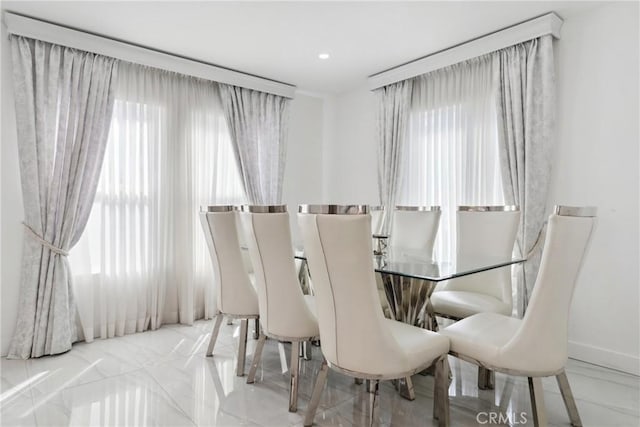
[240,205,318,340]
[199,206,259,376]
[502,206,597,372]
[299,205,394,372]
[435,206,520,312]
[390,206,441,256]
[239,205,318,413]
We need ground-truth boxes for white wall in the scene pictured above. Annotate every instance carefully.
[549,2,639,374]
[323,2,640,374]
[283,94,325,246]
[1,22,24,356]
[323,85,377,204]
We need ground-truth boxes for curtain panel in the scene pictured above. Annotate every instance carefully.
[69,62,245,342]
[398,54,504,262]
[219,85,290,205]
[392,35,555,314]
[496,35,556,314]
[375,80,414,234]
[8,36,118,358]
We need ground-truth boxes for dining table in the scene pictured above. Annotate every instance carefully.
[296,244,524,329]
[293,243,525,400]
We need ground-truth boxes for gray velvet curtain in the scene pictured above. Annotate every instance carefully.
[8,36,117,358]
[496,35,555,315]
[219,85,290,205]
[375,80,414,234]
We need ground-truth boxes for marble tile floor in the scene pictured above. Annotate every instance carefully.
[1,318,638,426]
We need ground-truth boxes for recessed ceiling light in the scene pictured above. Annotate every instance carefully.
[318,53,330,60]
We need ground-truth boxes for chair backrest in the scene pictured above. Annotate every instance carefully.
[298,205,410,373]
[199,206,257,315]
[441,206,520,304]
[240,205,317,339]
[390,206,441,256]
[503,206,597,373]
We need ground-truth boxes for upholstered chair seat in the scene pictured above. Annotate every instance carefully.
[440,312,554,375]
[430,291,511,319]
[379,319,449,376]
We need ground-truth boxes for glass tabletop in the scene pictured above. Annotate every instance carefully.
[295,246,525,282]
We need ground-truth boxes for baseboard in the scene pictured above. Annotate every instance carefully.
[568,340,639,376]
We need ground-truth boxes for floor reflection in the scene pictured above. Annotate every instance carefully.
[0,318,637,427]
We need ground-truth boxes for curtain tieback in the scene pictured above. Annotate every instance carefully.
[525,220,548,260]
[22,222,69,256]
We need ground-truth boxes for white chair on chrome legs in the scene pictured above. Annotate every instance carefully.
[240,205,319,413]
[199,206,260,376]
[439,206,597,427]
[431,205,520,388]
[298,205,451,427]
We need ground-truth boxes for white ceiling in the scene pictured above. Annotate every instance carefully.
[2,1,602,94]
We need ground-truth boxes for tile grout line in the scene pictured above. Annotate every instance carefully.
[142,358,199,427]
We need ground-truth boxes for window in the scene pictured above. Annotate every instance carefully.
[397,57,504,261]
[70,63,243,341]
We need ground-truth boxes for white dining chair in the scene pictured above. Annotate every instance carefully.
[240,205,319,413]
[439,205,597,427]
[298,204,451,427]
[199,206,259,376]
[390,206,441,256]
[431,205,519,388]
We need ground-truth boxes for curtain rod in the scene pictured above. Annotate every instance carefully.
[368,12,563,91]
[2,12,297,99]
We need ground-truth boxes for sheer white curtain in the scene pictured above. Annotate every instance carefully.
[397,55,504,262]
[69,62,244,341]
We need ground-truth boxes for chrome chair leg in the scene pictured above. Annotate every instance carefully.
[304,359,329,427]
[278,342,288,373]
[247,332,267,384]
[206,315,224,357]
[289,341,301,412]
[300,340,313,360]
[528,377,548,427]
[434,356,450,427]
[478,366,495,390]
[556,371,583,427]
[253,318,260,339]
[236,319,248,376]
[367,379,379,427]
[399,376,415,401]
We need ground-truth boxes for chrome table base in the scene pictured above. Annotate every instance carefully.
[379,272,442,400]
[380,273,437,329]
